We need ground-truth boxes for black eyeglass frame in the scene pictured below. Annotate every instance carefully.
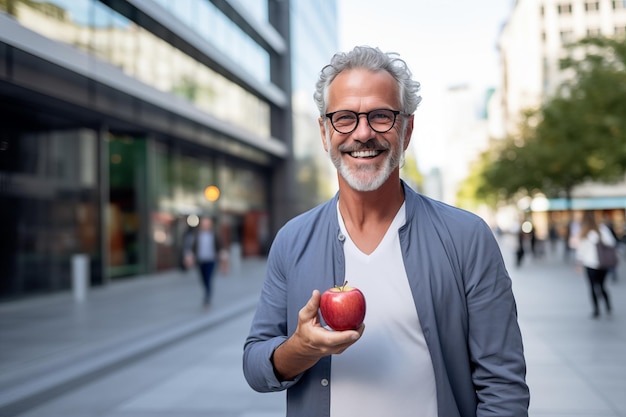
[324,109,409,134]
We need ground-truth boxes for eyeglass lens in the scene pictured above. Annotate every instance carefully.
[330,109,397,133]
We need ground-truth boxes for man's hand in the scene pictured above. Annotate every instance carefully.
[183,253,195,269]
[271,290,365,381]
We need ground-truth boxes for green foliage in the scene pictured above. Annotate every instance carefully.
[401,149,423,190]
[474,111,543,204]
[471,36,626,206]
[457,149,498,210]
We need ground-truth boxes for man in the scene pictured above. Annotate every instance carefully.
[243,46,529,417]
[184,216,222,307]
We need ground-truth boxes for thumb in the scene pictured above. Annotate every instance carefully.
[300,290,321,320]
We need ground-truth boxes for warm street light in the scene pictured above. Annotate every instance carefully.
[204,185,220,202]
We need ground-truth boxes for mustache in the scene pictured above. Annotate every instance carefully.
[337,140,390,153]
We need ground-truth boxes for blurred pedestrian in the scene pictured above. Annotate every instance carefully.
[602,215,620,282]
[548,224,559,256]
[516,227,525,267]
[575,212,616,318]
[565,219,580,262]
[184,217,226,308]
[243,45,529,417]
[528,223,541,258]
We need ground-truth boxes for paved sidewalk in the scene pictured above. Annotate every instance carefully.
[501,233,626,417]
[1,236,625,417]
[0,258,269,417]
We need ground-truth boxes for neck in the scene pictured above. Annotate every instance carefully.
[337,176,405,227]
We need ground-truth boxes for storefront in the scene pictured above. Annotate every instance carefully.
[0,109,273,299]
[0,0,340,300]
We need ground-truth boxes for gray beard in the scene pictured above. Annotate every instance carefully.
[336,155,395,191]
[328,141,403,192]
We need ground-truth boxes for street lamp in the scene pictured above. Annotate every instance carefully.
[204,185,220,202]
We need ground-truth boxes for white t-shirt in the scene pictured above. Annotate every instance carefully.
[331,202,438,417]
[575,224,617,268]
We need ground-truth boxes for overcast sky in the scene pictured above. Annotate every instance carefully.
[337,0,515,170]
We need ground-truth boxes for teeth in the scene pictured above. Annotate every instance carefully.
[350,150,379,158]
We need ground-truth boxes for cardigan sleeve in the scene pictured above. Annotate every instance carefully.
[464,220,530,417]
[243,228,304,392]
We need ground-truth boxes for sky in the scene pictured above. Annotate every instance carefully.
[337,0,516,171]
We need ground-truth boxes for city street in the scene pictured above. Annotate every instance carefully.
[1,235,625,417]
[8,311,285,417]
[507,234,626,417]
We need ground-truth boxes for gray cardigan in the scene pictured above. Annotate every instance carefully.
[243,182,529,417]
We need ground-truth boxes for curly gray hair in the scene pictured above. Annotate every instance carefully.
[313,46,422,116]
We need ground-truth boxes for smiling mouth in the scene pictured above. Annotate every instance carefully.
[349,150,383,158]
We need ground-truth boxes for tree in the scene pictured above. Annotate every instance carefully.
[474,110,544,203]
[457,145,501,211]
[473,36,626,207]
[401,149,423,191]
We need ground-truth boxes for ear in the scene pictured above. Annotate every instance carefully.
[319,117,329,152]
[402,114,414,151]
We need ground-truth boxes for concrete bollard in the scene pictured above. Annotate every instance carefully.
[71,254,89,302]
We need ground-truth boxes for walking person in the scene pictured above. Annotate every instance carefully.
[548,224,559,256]
[516,225,526,267]
[575,211,616,318]
[243,46,529,417]
[184,216,224,308]
[602,215,620,282]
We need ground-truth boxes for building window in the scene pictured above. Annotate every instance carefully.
[558,3,573,14]
[3,0,271,139]
[152,0,270,85]
[613,0,626,9]
[585,1,600,11]
[587,28,602,36]
[560,30,574,44]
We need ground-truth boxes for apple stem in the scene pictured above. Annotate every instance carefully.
[335,280,349,291]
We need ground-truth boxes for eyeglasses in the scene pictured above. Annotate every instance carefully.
[325,108,408,134]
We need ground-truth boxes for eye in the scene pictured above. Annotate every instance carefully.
[369,110,393,122]
[333,111,357,125]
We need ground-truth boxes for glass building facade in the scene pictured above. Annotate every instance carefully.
[290,0,340,212]
[0,0,338,299]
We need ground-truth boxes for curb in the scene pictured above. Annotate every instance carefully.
[0,295,259,417]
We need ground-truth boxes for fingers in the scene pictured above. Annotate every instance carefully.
[294,290,363,356]
[299,290,321,321]
[323,324,364,354]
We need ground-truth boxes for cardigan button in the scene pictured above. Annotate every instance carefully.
[338,233,345,242]
[321,378,329,387]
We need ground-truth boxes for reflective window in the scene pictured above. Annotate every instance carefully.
[2,0,271,138]
[107,134,147,277]
[171,0,196,27]
[217,162,266,212]
[235,0,268,23]
[0,128,100,297]
[150,0,270,84]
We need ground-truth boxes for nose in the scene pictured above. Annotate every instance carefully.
[352,114,374,139]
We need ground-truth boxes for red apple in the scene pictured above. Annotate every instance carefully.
[320,281,366,331]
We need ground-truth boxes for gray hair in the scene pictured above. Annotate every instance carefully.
[313,46,422,116]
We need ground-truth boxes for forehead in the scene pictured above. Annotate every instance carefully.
[327,68,399,109]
